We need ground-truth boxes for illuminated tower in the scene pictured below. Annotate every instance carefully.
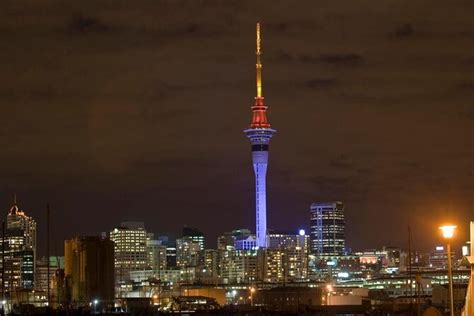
[244,23,276,248]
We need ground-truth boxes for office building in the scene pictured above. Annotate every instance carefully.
[220,249,258,284]
[109,222,147,284]
[1,198,37,292]
[176,227,205,268]
[203,249,220,279]
[7,197,36,253]
[146,239,167,271]
[310,202,345,257]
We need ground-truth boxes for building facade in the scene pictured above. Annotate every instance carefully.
[310,202,345,257]
[146,239,167,272]
[110,222,147,287]
[176,227,205,268]
[2,199,37,292]
[64,236,114,306]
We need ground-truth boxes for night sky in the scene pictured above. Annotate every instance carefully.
[1,0,473,256]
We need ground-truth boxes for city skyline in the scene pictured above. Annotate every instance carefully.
[1,0,472,255]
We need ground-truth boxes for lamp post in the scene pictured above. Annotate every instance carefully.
[250,287,255,306]
[440,225,456,316]
[326,284,333,306]
[93,299,98,314]
[231,290,237,304]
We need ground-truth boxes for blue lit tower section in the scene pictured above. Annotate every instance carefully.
[244,23,276,248]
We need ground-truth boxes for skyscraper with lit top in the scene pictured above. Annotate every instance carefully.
[244,23,276,248]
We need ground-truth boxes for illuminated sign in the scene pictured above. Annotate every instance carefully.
[337,272,349,278]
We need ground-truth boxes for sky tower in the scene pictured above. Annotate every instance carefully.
[244,23,276,248]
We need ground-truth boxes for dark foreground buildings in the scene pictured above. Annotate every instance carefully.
[64,236,114,307]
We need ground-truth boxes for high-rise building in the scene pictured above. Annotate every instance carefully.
[35,256,64,293]
[202,249,220,281]
[2,232,34,291]
[268,231,309,250]
[220,249,258,284]
[7,197,36,253]
[219,229,255,251]
[109,222,147,286]
[310,202,345,257]
[176,227,205,268]
[258,231,310,283]
[64,236,114,306]
[244,23,276,248]
[166,245,177,268]
[267,231,309,282]
[217,232,235,251]
[183,227,205,250]
[146,239,167,271]
[2,198,37,291]
[234,235,257,251]
[35,256,65,306]
[261,249,284,283]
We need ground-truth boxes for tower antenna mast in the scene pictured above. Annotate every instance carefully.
[256,22,263,98]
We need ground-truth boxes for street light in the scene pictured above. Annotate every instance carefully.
[326,284,333,306]
[93,299,99,314]
[249,287,256,306]
[231,290,237,304]
[440,225,457,316]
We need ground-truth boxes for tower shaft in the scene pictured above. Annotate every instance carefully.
[253,150,268,248]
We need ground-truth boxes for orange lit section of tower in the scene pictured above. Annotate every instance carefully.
[250,23,271,129]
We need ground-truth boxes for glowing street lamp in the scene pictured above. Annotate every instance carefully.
[93,299,99,314]
[249,287,256,306]
[326,284,333,306]
[440,225,456,239]
[439,225,457,316]
[230,290,237,304]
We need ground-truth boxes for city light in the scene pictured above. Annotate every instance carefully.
[439,225,457,239]
[439,224,457,316]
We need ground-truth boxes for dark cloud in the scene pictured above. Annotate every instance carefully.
[389,23,415,39]
[455,81,474,91]
[329,155,354,169]
[0,0,472,254]
[69,13,109,34]
[318,54,364,66]
[304,78,338,89]
[461,109,474,120]
[275,52,364,66]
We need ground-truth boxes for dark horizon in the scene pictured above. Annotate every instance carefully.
[1,0,472,257]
